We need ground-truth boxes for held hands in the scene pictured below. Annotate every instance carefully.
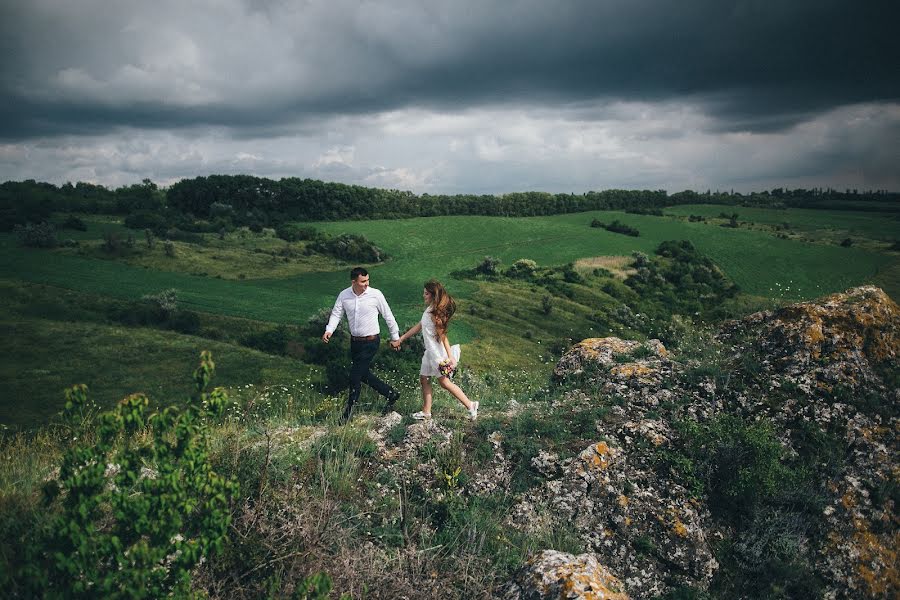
[390,339,402,351]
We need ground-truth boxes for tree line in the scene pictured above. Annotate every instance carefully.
[2,175,898,232]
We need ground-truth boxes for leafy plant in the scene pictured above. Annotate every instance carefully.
[23,351,237,599]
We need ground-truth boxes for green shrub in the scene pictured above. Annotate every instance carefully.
[677,416,792,521]
[275,223,320,242]
[14,221,58,248]
[506,258,538,279]
[61,215,87,231]
[309,233,386,262]
[22,352,237,598]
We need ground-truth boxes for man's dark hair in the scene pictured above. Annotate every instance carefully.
[350,267,368,280]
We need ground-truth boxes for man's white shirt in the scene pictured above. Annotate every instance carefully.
[325,286,400,340]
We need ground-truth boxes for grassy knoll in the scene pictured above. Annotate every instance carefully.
[0,314,320,430]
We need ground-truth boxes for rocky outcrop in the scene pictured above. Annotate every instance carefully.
[552,338,668,383]
[521,286,898,599]
[502,550,629,600]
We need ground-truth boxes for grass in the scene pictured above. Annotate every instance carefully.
[0,315,318,430]
[2,205,896,429]
[3,208,893,332]
[312,210,893,301]
[665,204,900,243]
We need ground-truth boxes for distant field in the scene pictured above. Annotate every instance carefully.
[1,209,894,330]
[311,210,894,301]
[666,204,900,242]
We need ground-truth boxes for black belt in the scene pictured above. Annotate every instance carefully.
[351,334,379,342]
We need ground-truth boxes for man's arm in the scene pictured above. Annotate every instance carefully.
[376,290,400,342]
[322,293,344,343]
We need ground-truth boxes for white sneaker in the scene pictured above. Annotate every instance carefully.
[411,411,431,420]
[468,401,479,420]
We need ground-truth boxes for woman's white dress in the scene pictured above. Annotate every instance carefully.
[420,307,460,377]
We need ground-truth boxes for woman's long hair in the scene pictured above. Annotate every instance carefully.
[425,279,456,340]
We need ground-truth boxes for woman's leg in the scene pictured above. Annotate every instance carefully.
[437,376,473,410]
[420,375,434,414]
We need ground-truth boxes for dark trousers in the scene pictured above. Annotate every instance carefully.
[344,336,396,420]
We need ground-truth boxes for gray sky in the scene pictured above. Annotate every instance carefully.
[1,0,898,193]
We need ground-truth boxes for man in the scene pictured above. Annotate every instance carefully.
[323,267,402,423]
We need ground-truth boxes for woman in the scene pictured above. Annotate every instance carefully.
[397,280,478,420]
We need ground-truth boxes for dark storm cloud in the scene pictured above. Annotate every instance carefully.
[1,0,898,140]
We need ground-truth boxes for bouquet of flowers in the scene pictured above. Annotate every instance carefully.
[438,358,456,378]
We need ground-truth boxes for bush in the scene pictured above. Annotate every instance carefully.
[101,230,122,253]
[275,223,320,242]
[14,222,57,248]
[310,234,386,263]
[476,256,502,276]
[592,219,639,236]
[670,416,795,523]
[541,295,553,315]
[240,325,297,356]
[142,288,179,314]
[61,215,87,231]
[123,210,166,231]
[22,353,237,598]
[506,258,538,279]
[560,262,585,284]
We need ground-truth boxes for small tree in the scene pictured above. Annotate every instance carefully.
[26,352,237,598]
[14,222,58,248]
[476,256,502,276]
[102,230,122,253]
[541,295,553,315]
[507,258,538,279]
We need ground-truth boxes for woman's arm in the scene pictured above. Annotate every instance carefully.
[398,322,422,343]
[440,334,456,366]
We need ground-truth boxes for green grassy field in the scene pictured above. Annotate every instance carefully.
[311,210,894,302]
[0,315,319,429]
[665,204,900,243]
[3,209,895,322]
[2,206,897,429]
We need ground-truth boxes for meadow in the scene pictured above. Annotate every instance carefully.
[1,204,896,429]
[3,208,894,322]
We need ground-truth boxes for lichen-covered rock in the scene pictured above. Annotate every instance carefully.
[502,550,629,600]
[471,430,512,496]
[510,440,717,598]
[719,286,899,599]
[721,285,898,399]
[522,286,898,599]
[553,338,668,383]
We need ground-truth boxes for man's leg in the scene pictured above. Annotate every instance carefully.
[342,341,373,424]
[355,338,399,414]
